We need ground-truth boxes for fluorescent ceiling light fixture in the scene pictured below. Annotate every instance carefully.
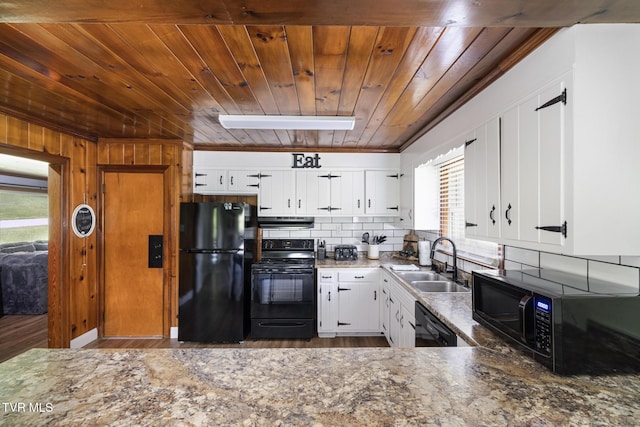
[218,115,355,130]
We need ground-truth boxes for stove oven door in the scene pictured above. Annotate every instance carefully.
[250,268,315,339]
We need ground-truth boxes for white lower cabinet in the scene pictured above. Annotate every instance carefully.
[317,268,381,337]
[381,270,416,348]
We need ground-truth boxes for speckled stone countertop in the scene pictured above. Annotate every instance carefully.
[2,347,640,426]
[3,253,640,425]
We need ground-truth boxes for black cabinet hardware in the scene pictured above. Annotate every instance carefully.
[337,321,351,326]
[536,221,568,238]
[319,174,341,179]
[465,221,478,228]
[195,173,207,177]
[535,88,567,111]
[298,199,301,209]
[230,176,234,186]
[247,183,260,188]
[259,206,272,211]
[357,199,361,208]
[465,138,477,146]
[387,174,400,179]
[489,205,496,225]
[219,175,223,185]
[287,199,291,208]
[337,287,351,292]
[374,290,377,300]
[195,183,206,187]
[354,275,365,279]
[505,203,512,225]
[368,199,371,208]
[327,291,331,302]
[387,206,399,211]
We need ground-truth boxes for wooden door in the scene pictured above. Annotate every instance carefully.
[103,171,164,337]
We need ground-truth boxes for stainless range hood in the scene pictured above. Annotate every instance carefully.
[258,217,315,229]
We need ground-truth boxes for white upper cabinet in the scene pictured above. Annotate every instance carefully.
[193,168,260,194]
[228,170,261,193]
[465,118,500,241]
[500,74,570,250]
[296,170,365,216]
[193,168,227,193]
[258,170,296,216]
[365,170,400,215]
[330,171,365,216]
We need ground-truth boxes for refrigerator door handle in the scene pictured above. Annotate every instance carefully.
[183,248,242,254]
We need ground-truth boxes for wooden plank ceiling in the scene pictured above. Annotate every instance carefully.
[0,1,638,152]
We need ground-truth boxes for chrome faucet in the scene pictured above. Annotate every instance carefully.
[430,237,457,282]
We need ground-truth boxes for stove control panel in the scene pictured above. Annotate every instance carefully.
[262,239,314,251]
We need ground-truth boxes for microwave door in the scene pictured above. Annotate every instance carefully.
[519,295,535,345]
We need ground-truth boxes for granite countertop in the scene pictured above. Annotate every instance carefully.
[3,253,640,425]
[316,252,416,268]
[2,347,640,425]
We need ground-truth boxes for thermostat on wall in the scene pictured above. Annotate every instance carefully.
[72,204,96,238]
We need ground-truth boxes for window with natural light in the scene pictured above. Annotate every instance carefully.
[0,190,48,244]
[415,146,500,266]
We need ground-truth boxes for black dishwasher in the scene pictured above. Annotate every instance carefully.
[415,301,457,346]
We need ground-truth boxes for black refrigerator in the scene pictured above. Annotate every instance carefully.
[178,202,255,342]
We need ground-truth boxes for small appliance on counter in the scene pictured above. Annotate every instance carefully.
[334,245,358,261]
[473,268,640,374]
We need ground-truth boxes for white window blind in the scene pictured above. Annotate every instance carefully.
[438,156,465,242]
[437,154,500,265]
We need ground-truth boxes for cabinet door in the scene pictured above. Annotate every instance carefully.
[315,172,333,214]
[318,281,338,336]
[501,106,519,241]
[399,304,416,348]
[387,291,400,347]
[365,170,400,215]
[518,95,541,244]
[485,118,501,239]
[336,281,380,332]
[330,170,365,216]
[193,169,227,193]
[463,129,481,238]
[296,171,323,215]
[228,170,260,193]
[537,82,565,246]
[259,170,296,216]
[381,285,391,341]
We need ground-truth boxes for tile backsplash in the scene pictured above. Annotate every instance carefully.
[414,230,640,291]
[261,217,409,253]
[504,246,640,291]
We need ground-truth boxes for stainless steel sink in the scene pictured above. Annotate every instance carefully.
[394,271,444,282]
[410,281,470,293]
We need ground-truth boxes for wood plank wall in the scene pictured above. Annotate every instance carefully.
[98,138,186,335]
[0,112,97,348]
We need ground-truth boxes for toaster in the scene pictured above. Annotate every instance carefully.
[334,245,358,261]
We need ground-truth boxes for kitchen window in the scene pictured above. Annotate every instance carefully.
[415,147,500,266]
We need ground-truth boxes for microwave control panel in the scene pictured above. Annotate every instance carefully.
[534,297,553,356]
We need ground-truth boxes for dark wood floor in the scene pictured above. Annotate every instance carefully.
[85,335,390,349]
[0,314,388,363]
[0,314,48,363]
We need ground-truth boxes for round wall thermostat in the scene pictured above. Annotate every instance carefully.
[72,204,96,238]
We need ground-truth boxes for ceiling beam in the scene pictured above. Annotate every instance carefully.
[2,1,640,26]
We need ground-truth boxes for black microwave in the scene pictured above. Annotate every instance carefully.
[472,269,640,375]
